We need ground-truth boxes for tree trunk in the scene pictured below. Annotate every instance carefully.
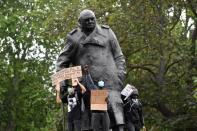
[5,75,19,131]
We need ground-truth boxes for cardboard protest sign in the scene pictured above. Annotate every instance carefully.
[51,66,82,86]
[121,84,135,100]
[91,90,108,111]
[51,66,82,103]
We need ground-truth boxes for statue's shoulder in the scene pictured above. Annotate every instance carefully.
[101,25,110,29]
[67,28,81,41]
[67,28,81,43]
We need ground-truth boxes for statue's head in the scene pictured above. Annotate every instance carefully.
[78,9,96,32]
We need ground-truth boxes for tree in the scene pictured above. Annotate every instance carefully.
[0,0,67,130]
[1,0,196,130]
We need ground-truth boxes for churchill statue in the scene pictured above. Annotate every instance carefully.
[56,9,126,131]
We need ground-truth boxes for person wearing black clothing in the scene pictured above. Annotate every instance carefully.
[80,65,96,131]
[67,87,81,131]
[122,88,145,131]
[91,80,110,131]
[66,79,86,131]
[82,65,110,131]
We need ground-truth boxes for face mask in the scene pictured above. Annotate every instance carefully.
[68,87,74,95]
[98,81,104,88]
[132,99,139,105]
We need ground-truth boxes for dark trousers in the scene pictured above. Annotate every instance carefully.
[126,122,140,131]
[68,120,81,131]
[111,125,124,131]
[91,112,110,131]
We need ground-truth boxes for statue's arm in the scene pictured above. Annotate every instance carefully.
[109,29,126,81]
[55,36,77,103]
[56,37,75,71]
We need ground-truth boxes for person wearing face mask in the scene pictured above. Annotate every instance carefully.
[56,9,126,131]
[66,79,86,131]
[122,87,145,131]
[81,65,110,131]
[91,80,110,131]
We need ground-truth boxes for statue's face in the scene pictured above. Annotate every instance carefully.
[80,16,96,30]
[79,10,96,31]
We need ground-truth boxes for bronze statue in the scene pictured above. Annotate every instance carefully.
[56,9,126,131]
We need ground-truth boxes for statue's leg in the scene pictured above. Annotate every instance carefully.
[101,112,110,131]
[108,91,125,131]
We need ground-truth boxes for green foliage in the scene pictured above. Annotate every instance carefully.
[0,0,197,131]
[0,0,64,130]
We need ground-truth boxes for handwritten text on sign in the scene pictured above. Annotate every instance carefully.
[51,66,82,103]
[51,66,82,86]
[91,90,108,111]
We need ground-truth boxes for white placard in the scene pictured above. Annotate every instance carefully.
[121,84,135,100]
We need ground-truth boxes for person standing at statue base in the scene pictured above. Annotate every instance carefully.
[91,80,110,131]
[122,87,145,131]
[66,79,86,131]
[82,65,110,131]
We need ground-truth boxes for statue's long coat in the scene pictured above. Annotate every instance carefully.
[56,24,126,129]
